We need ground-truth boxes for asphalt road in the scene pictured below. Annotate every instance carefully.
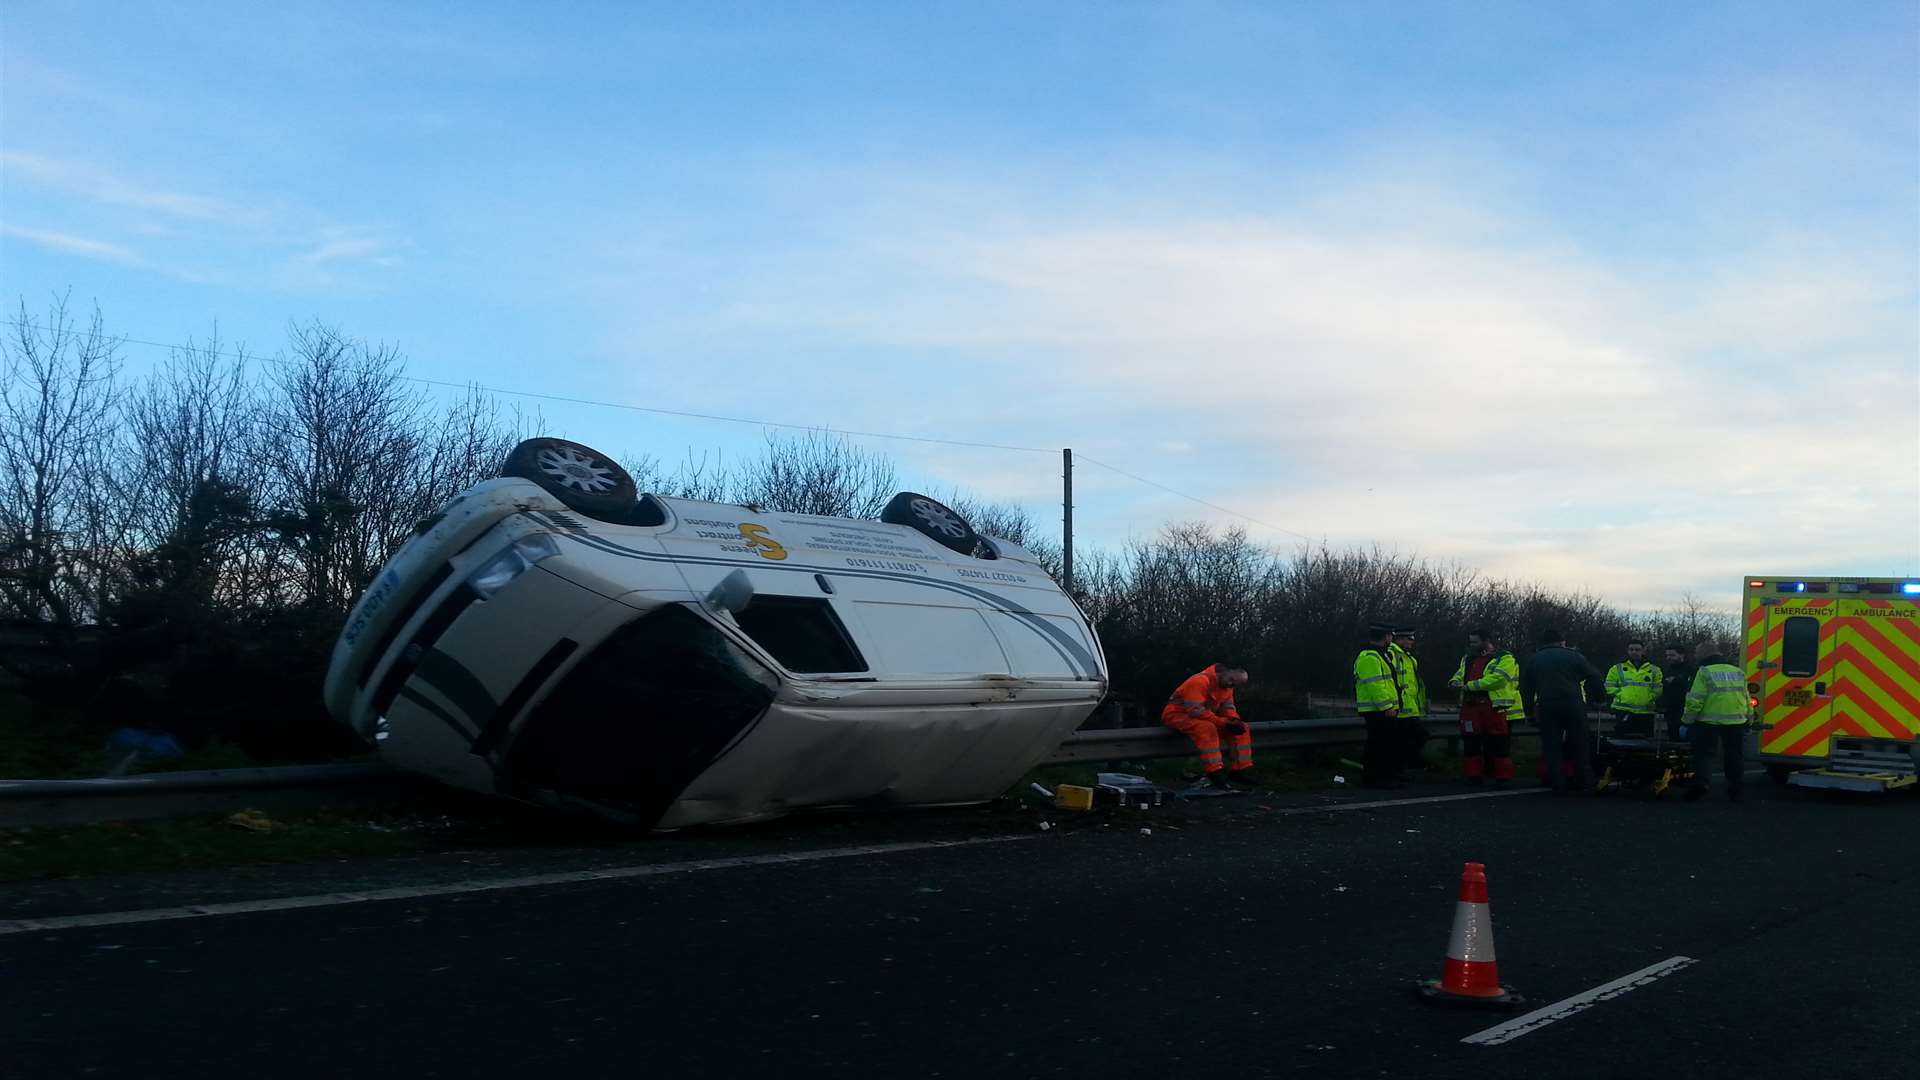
[6,780,1916,1079]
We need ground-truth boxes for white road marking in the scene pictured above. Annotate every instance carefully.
[1271,787,1549,815]
[0,836,1037,937]
[1460,955,1699,1046]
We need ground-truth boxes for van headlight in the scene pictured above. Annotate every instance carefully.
[468,533,563,598]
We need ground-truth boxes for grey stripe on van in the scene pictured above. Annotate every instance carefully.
[414,648,500,731]
[396,685,479,741]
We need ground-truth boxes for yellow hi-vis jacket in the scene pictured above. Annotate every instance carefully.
[1389,643,1427,719]
[1683,662,1751,726]
[1354,647,1400,714]
[1605,660,1661,715]
[1450,652,1525,720]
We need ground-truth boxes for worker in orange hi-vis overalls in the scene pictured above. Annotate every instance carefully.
[1162,664,1253,791]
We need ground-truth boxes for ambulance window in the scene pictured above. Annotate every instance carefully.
[1781,617,1820,677]
[733,595,868,673]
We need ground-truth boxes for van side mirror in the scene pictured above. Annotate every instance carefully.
[706,569,755,615]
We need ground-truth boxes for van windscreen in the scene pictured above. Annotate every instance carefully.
[501,604,779,827]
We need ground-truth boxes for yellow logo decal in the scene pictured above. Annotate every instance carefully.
[738,523,788,561]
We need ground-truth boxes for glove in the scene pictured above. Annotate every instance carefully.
[1222,720,1247,735]
[1677,725,1689,739]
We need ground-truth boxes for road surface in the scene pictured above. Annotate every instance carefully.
[5,779,1914,1078]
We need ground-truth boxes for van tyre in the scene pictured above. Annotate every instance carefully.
[881,491,982,556]
[501,438,638,520]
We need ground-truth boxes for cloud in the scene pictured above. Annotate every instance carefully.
[0,224,144,267]
[635,169,1916,603]
[295,232,401,267]
[3,149,407,294]
[0,150,271,229]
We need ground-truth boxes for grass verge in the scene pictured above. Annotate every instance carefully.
[0,809,440,882]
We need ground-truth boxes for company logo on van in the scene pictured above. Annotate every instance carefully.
[738,523,788,560]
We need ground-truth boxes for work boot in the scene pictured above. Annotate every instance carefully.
[1206,772,1235,791]
[1225,770,1258,787]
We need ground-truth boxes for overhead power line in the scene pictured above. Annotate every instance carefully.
[1075,454,1315,542]
[3,315,1319,541]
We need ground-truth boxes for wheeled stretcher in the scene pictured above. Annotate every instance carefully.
[1590,714,1695,796]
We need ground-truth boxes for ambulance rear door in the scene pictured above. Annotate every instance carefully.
[1830,595,1920,747]
[1756,595,1837,761]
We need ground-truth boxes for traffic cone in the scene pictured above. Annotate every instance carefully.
[1414,861,1524,1008]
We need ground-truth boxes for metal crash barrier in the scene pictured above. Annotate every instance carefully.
[0,705,1584,827]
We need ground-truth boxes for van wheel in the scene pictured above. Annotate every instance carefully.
[501,438,638,520]
[1766,764,1793,786]
[881,492,982,556]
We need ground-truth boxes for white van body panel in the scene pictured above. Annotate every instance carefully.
[324,482,1107,828]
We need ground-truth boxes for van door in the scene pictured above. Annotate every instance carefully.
[1830,597,1920,746]
[1757,597,1836,760]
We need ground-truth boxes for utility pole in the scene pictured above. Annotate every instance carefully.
[1062,448,1074,595]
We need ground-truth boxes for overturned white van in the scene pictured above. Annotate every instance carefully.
[323,438,1107,828]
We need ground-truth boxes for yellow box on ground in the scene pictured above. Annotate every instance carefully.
[1053,785,1095,811]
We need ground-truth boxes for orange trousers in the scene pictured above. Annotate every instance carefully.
[1166,716,1252,774]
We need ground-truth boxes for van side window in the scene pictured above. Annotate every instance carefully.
[733,596,868,673]
[1781,616,1820,678]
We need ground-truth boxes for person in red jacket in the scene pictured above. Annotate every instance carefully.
[1162,663,1252,789]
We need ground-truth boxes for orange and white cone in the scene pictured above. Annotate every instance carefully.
[1415,861,1523,1008]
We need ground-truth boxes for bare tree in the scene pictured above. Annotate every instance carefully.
[256,322,429,611]
[727,431,898,518]
[118,331,270,612]
[0,294,124,638]
[414,386,526,515]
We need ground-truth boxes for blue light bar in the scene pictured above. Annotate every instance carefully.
[1904,583,1920,595]
[1777,581,1807,593]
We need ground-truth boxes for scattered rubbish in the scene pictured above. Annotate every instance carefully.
[225,809,277,832]
[103,727,185,776]
[1333,885,1349,893]
[1338,758,1364,771]
[1095,772,1176,807]
[1138,828,1152,837]
[1333,775,1348,784]
[1038,821,1053,832]
[1029,782,1055,800]
[1405,829,1421,834]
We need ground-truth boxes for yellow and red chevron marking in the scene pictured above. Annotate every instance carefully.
[1769,610,1920,758]
[1744,603,1768,665]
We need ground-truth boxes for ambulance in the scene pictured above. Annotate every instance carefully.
[1744,576,1920,791]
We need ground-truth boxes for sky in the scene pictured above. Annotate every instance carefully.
[3,1,1916,612]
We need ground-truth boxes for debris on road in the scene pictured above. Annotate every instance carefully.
[225,809,277,833]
